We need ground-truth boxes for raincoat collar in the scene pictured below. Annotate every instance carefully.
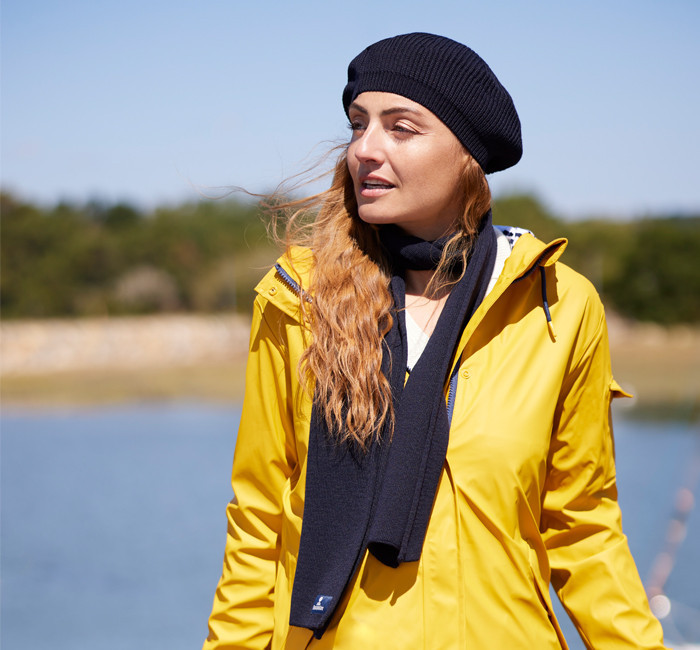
[256,234,568,326]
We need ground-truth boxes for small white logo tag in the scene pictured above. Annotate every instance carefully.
[311,595,333,613]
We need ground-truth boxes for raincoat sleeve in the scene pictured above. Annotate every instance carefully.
[203,297,298,650]
[540,295,667,649]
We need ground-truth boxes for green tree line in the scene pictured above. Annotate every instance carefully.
[2,190,699,324]
[1,191,276,319]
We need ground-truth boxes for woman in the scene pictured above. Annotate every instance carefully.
[204,33,667,649]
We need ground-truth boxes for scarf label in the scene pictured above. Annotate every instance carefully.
[311,595,333,613]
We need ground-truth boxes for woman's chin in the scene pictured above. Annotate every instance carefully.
[357,211,389,226]
[357,205,401,227]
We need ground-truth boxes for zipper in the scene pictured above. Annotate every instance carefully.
[446,365,459,426]
[274,263,311,301]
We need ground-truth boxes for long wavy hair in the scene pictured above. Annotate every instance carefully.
[268,147,491,448]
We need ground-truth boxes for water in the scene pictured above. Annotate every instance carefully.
[2,405,698,649]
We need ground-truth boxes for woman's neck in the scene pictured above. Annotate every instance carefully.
[405,269,450,336]
[404,269,435,296]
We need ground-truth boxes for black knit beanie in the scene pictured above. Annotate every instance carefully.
[342,32,522,174]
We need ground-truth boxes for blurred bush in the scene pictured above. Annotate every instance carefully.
[1,190,698,324]
[113,266,181,313]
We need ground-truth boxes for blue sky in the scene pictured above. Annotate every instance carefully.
[2,0,699,218]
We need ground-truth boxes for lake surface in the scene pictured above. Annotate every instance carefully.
[2,405,699,649]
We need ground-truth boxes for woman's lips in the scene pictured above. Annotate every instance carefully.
[359,179,395,196]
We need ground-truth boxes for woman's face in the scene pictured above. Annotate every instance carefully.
[347,91,469,240]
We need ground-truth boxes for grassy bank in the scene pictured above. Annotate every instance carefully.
[1,360,248,409]
[606,329,699,421]
[2,319,698,421]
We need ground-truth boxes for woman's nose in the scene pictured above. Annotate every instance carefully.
[353,125,385,165]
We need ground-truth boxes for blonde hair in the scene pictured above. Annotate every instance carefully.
[268,148,491,448]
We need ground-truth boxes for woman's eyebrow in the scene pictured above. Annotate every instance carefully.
[348,102,423,117]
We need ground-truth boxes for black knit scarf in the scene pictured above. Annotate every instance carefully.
[290,212,497,637]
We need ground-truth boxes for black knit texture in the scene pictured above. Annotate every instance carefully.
[342,32,522,174]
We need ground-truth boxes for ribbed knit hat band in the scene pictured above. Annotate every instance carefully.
[342,33,522,174]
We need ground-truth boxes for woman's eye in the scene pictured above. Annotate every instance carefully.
[347,121,365,132]
[392,123,416,135]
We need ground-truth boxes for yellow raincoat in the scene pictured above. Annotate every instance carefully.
[204,232,667,649]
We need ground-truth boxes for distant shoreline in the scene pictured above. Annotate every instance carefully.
[2,313,699,421]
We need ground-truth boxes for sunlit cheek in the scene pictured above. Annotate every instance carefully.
[346,161,359,192]
[350,169,361,193]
